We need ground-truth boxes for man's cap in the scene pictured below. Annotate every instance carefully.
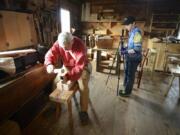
[122,16,135,25]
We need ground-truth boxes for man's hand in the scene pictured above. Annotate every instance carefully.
[120,46,127,55]
[128,49,135,54]
[46,64,54,74]
[54,68,65,75]
[54,65,69,77]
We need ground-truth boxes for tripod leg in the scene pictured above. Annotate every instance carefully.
[105,45,121,96]
[116,54,121,96]
[105,50,118,85]
[116,52,120,74]
[96,50,102,72]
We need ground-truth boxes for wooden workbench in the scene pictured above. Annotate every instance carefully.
[148,41,180,71]
[93,48,121,74]
[165,64,180,98]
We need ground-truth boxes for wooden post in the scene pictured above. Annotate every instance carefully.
[96,50,101,72]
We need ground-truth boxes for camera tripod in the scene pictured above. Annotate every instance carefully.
[105,29,125,96]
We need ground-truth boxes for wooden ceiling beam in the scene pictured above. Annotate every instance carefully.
[89,0,118,5]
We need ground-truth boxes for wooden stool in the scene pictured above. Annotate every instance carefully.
[49,82,79,127]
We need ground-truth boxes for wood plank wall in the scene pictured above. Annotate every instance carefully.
[0,11,37,51]
[0,0,81,51]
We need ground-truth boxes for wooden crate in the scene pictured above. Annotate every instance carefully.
[96,38,113,49]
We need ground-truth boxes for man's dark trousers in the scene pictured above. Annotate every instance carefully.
[124,60,140,94]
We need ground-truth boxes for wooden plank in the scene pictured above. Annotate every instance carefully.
[1,11,21,50]
[28,14,37,44]
[0,49,36,57]
[0,13,7,51]
[0,11,37,51]
[16,13,32,48]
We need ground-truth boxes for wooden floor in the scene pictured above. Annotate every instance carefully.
[23,62,180,135]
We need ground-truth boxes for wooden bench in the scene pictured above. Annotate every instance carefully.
[49,82,79,127]
[164,64,180,98]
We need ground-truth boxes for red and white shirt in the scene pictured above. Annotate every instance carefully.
[44,37,89,81]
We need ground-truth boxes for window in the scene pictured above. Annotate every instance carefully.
[60,8,70,32]
[177,26,180,40]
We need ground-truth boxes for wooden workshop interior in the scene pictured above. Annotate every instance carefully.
[0,0,180,135]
